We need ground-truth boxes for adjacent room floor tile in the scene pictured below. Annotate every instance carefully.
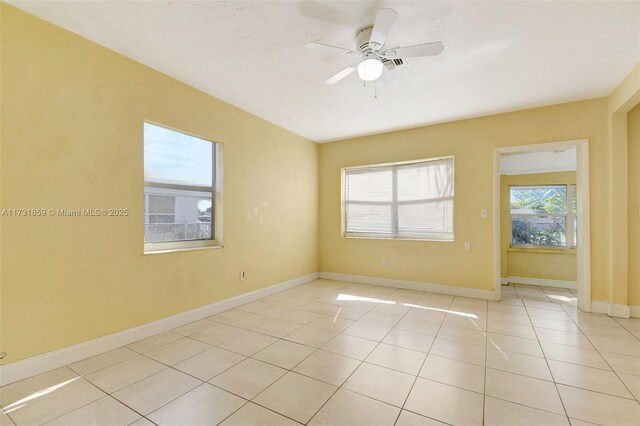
[343,362,415,407]
[253,372,336,424]
[309,389,400,426]
[210,358,287,399]
[404,378,484,426]
[147,383,245,426]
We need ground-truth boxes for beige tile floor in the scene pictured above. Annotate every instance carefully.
[2,280,640,426]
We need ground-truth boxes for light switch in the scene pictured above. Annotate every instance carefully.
[481,209,488,218]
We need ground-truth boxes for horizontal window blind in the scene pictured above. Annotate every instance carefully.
[344,157,454,240]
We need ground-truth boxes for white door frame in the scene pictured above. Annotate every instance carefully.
[493,139,591,312]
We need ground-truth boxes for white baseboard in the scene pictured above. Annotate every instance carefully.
[590,300,609,315]
[590,300,632,319]
[0,272,319,386]
[320,271,497,300]
[501,276,577,290]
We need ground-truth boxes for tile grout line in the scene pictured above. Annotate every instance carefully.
[521,297,572,422]
[304,288,420,425]
[391,293,456,426]
[563,307,640,405]
[6,281,638,425]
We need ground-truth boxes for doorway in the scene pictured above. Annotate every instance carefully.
[493,140,591,312]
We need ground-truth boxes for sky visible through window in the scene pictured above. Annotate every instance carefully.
[144,123,212,187]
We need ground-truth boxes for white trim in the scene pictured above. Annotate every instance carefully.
[590,300,610,315]
[494,139,590,311]
[0,272,319,386]
[590,300,632,319]
[608,303,631,319]
[320,271,497,300]
[501,276,577,290]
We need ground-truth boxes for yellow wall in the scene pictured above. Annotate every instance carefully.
[607,64,640,305]
[628,104,640,304]
[0,5,318,364]
[319,99,610,296]
[500,172,577,282]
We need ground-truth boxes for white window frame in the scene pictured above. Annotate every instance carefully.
[509,184,577,249]
[143,122,224,254]
[341,156,455,242]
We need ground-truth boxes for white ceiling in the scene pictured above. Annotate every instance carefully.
[500,148,576,175]
[11,1,640,142]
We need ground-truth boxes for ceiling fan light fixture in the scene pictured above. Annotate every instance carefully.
[357,57,383,81]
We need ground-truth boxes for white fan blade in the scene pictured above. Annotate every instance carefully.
[305,41,360,57]
[369,9,399,51]
[324,66,357,85]
[382,41,444,59]
[379,66,399,88]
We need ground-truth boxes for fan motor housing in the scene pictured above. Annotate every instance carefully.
[356,27,375,54]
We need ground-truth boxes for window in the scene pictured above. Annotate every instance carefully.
[143,122,222,252]
[510,184,577,248]
[342,157,454,241]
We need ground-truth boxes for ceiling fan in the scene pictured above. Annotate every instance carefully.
[305,8,444,85]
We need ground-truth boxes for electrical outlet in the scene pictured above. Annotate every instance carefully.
[381,259,388,268]
[240,271,246,281]
[464,242,471,250]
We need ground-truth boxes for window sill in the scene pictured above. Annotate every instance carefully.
[508,247,576,255]
[343,234,454,242]
[143,242,223,255]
